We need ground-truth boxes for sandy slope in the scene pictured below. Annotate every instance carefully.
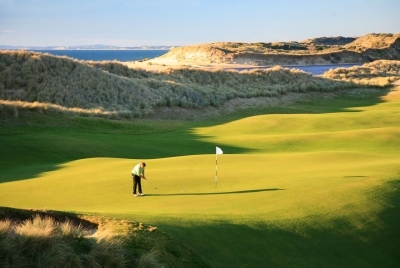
[122,58,266,72]
[122,33,400,71]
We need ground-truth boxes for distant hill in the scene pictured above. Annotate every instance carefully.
[152,33,400,66]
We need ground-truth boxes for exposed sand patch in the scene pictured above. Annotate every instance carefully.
[122,59,268,72]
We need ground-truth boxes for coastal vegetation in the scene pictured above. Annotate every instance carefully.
[323,59,400,86]
[0,208,206,267]
[1,49,399,120]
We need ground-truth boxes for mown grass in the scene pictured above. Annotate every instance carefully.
[0,86,399,266]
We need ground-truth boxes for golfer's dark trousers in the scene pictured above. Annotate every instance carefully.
[132,174,142,194]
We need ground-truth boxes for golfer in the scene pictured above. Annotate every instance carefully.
[132,162,146,196]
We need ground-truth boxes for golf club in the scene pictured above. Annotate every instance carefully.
[145,178,157,189]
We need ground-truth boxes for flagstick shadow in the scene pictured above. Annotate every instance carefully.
[147,188,284,196]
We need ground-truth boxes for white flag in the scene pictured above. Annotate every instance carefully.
[216,146,223,155]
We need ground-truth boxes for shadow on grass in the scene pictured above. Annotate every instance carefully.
[147,188,284,197]
[157,179,400,267]
[0,163,63,184]
[0,87,392,184]
[0,207,98,230]
[195,87,392,127]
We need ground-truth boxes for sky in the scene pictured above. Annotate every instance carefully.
[1,0,399,47]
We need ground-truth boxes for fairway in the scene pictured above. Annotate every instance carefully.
[1,88,400,266]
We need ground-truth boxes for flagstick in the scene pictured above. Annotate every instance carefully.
[215,146,223,188]
[215,153,218,188]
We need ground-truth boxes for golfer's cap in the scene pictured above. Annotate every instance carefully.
[142,162,146,167]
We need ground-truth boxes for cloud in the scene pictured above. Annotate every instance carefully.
[0,30,15,33]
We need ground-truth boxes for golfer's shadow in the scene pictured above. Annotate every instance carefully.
[147,188,284,196]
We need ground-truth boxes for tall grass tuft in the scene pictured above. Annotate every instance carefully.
[0,210,205,267]
[0,215,132,267]
[59,220,86,238]
[90,236,128,267]
[14,215,57,237]
[138,251,163,268]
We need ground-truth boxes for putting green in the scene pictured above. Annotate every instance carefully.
[1,152,398,221]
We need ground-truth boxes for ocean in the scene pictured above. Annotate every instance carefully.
[236,64,361,75]
[33,49,169,62]
[32,50,360,75]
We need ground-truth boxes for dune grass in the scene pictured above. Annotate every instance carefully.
[0,86,400,266]
[0,208,207,267]
[322,60,400,87]
[0,214,128,267]
[0,50,379,119]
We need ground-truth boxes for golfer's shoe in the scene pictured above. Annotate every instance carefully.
[140,193,145,196]
[133,194,138,196]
